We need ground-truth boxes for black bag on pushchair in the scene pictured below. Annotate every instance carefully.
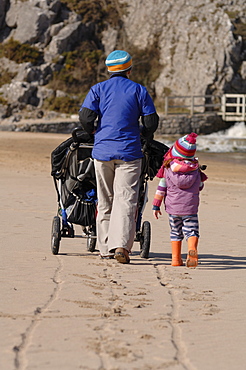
[51,130,93,176]
[141,138,169,181]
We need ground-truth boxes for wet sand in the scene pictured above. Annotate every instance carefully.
[0,131,245,370]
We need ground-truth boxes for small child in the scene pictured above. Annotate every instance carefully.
[152,133,207,268]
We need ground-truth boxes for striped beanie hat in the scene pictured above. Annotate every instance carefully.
[168,133,198,160]
[105,50,132,73]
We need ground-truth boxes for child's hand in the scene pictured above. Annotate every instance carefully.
[153,210,162,219]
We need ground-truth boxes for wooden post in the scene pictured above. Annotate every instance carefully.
[242,95,246,122]
[236,95,240,116]
[165,96,168,116]
[221,94,226,120]
[190,95,194,116]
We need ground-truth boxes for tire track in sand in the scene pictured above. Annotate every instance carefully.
[154,263,196,370]
[12,257,63,370]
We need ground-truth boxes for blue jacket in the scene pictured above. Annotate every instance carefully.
[79,74,158,161]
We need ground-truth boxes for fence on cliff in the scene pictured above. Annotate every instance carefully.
[164,94,246,122]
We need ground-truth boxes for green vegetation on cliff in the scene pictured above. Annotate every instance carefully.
[0,38,43,65]
[61,0,125,29]
[49,42,103,95]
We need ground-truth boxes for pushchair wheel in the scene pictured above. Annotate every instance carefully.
[51,216,61,255]
[87,225,97,252]
[140,221,151,259]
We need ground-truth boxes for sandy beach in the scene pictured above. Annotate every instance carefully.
[0,131,245,370]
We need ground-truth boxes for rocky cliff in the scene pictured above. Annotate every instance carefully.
[119,0,246,98]
[0,0,245,126]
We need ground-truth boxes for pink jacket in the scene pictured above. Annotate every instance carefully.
[152,159,207,215]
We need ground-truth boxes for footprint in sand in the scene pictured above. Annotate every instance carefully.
[201,303,220,315]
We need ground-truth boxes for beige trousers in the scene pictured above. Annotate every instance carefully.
[94,158,142,256]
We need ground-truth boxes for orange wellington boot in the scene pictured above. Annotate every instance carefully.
[171,241,183,266]
[186,236,198,268]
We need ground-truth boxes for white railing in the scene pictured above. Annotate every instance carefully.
[220,94,246,121]
[164,94,246,121]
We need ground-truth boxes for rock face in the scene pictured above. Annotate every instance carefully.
[0,0,8,30]
[0,0,245,130]
[5,0,61,45]
[119,0,246,98]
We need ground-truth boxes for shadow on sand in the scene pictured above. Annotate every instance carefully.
[147,252,246,269]
[56,249,246,269]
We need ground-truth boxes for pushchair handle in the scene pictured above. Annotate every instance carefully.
[72,127,84,143]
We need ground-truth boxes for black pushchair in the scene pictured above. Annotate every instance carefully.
[51,128,97,255]
[50,127,169,258]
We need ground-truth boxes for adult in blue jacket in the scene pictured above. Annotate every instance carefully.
[79,50,158,263]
